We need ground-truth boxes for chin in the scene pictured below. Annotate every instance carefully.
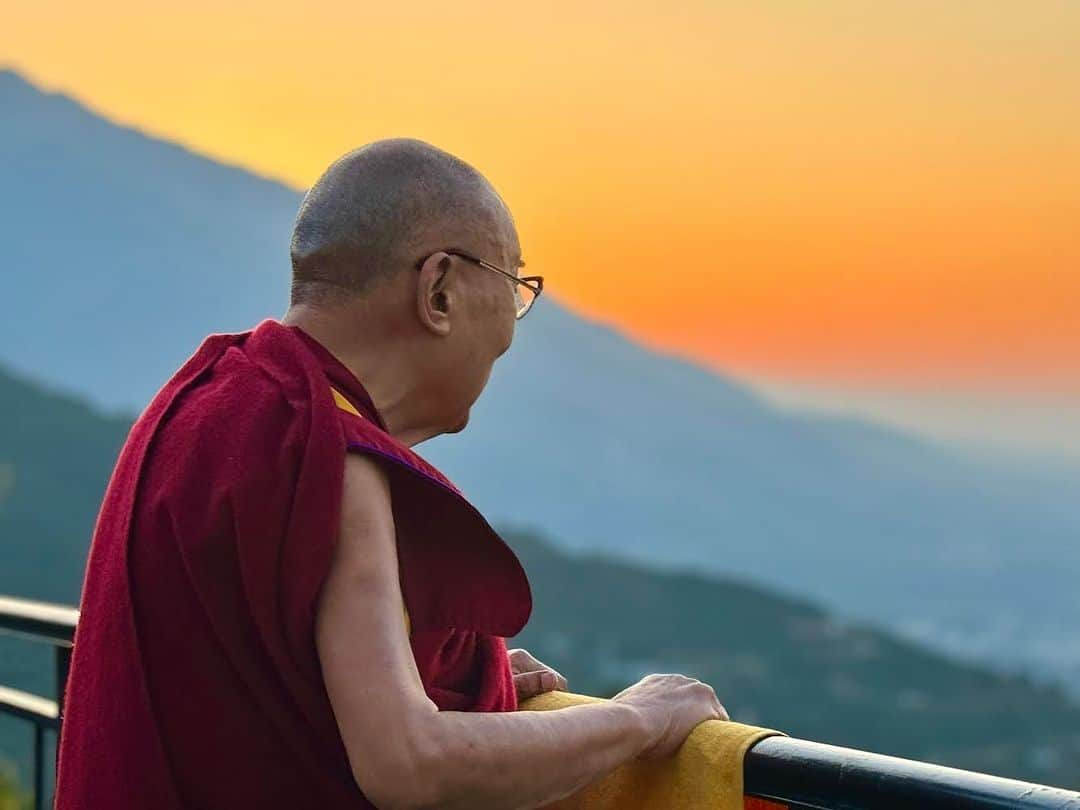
[446,412,470,434]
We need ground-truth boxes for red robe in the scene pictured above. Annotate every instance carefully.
[54,319,532,809]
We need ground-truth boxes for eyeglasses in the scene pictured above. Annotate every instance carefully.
[416,249,544,320]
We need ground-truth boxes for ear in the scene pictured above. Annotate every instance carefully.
[415,252,454,337]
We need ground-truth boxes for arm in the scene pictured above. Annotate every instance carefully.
[316,453,658,810]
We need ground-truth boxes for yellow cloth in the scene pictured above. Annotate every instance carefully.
[518,691,783,810]
[330,386,364,418]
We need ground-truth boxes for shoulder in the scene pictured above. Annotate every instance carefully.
[145,347,309,501]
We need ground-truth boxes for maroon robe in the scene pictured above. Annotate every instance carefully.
[54,319,532,809]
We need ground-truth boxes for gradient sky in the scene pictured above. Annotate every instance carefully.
[4,1,1079,453]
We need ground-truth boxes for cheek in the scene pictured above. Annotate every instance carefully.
[468,343,500,401]
[444,304,510,405]
[466,354,495,397]
[501,314,516,353]
[482,279,517,334]
[491,306,516,358]
[440,338,492,405]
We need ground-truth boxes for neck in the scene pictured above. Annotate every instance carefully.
[281,304,441,447]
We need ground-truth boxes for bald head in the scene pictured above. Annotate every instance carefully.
[289,139,510,305]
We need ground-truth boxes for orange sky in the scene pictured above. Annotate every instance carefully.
[4,0,1079,394]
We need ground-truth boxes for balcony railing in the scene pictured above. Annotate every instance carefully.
[2,595,1079,810]
[0,596,76,810]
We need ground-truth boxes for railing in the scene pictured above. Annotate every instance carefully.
[744,737,1080,809]
[2,595,1079,810]
[0,596,77,810]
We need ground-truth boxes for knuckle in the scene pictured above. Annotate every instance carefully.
[514,671,537,694]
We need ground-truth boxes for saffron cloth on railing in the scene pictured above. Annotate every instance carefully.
[519,691,783,810]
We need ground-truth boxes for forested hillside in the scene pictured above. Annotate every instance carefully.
[1,363,1077,791]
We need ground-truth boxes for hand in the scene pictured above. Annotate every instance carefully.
[611,673,728,760]
[508,648,568,701]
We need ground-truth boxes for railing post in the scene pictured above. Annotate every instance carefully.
[55,645,72,722]
[54,644,72,807]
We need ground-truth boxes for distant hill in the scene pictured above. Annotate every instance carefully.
[510,531,1080,789]
[0,366,129,602]
[0,362,1078,791]
[2,66,1078,691]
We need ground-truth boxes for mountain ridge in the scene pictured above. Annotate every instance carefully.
[0,67,298,195]
[0,360,1077,790]
[2,66,1077,692]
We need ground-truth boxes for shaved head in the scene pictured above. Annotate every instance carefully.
[283,138,528,443]
[290,138,511,305]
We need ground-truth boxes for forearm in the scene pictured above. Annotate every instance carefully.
[418,701,650,810]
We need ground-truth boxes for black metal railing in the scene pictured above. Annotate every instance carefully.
[1,595,1079,809]
[0,595,77,810]
[744,736,1080,809]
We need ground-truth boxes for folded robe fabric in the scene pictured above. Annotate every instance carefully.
[520,691,784,810]
[55,319,532,809]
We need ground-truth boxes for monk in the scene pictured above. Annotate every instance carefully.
[54,138,727,809]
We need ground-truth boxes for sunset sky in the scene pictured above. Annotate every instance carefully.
[4,1,1079,456]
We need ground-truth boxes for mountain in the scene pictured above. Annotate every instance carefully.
[510,532,1080,789]
[0,67,298,409]
[0,366,129,602]
[0,363,1077,791]
[2,67,1078,691]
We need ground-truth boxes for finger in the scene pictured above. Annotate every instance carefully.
[553,672,569,691]
[514,670,546,700]
[514,669,558,700]
[508,649,543,674]
[716,701,730,721]
[547,668,568,691]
